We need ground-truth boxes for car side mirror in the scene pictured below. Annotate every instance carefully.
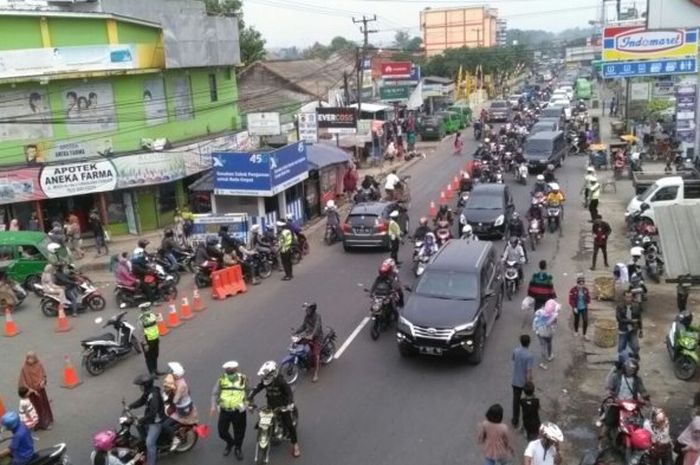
[640,202,649,211]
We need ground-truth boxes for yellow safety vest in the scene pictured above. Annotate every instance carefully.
[280,229,293,252]
[590,184,601,200]
[218,374,247,411]
[139,312,159,342]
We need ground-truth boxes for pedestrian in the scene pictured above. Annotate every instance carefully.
[616,290,642,355]
[532,299,559,370]
[511,334,534,428]
[477,404,515,465]
[17,351,53,430]
[17,387,38,430]
[588,178,600,222]
[173,209,185,245]
[89,209,109,257]
[647,408,672,465]
[678,415,700,465]
[27,212,40,232]
[211,361,247,460]
[9,218,19,231]
[138,302,160,375]
[521,382,541,441]
[66,214,83,259]
[568,275,591,339]
[524,422,564,465]
[582,167,596,207]
[384,169,400,201]
[591,215,611,269]
[343,164,358,201]
[527,260,557,311]
[454,132,464,155]
[388,210,402,265]
[278,220,294,281]
[609,97,616,117]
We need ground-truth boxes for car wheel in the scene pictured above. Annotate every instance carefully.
[468,325,485,365]
[343,243,351,252]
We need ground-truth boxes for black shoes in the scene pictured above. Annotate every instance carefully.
[234,448,243,461]
[223,445,233,457]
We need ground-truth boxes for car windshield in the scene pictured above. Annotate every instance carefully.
[491,101,507,108]
[467,193,503,210]
[638,182,659,201]
[525,139,552,155]
[542,108,561,118]
[415,270,478,300]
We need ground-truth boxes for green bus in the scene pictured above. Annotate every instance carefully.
[575,78,592,100]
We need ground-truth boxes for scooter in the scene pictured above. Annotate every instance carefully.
[115,268,178,308]
[503,260,520,300]
[528,218,541,251]
[597,397,651,465]
[666,313,699,380]
[279,329,336,385]
[250,404,299,465]
[81,311,141,376]
[413,248,433,277]
[36,279,105,317]
[515,162,528,185]
[0,436,72,465]
[546,202,563,234]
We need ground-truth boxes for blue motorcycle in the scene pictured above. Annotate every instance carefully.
[280,328,337,385]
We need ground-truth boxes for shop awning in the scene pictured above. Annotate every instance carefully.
[189,171,214,192]
[306,143,352,170]
[654,204,700,280]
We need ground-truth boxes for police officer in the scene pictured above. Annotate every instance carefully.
[278,221,294,281]
[388,210,402,265]
[210,361,248,461]
[138,302,160,375]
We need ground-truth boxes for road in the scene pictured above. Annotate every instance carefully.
[1,130,590,465]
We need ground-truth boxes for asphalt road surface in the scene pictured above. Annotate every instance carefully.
[1,130,589,465]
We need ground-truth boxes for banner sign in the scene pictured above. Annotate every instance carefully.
[316,107,357,134]
[0,168,45,206]
[39,160,117,198]
[602,58,696,77]
[113,152,187,189]
[384,65,420,83]
[676,84,697,143]
[380,85,411,101]
[380,61,413,78]
[603,27,698,61]
[213,141,309,197]
[247,112,281,136]
[298,113,318,143]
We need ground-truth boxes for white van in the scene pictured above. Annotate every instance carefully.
[626,176,700,224]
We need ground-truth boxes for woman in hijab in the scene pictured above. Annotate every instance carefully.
[678,416,700,465]
[18,351,53,430]
[41,264,65,303]
[532,298,559,370]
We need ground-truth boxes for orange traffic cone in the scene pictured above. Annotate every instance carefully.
[55,304,72,333]
[439,191,447,205]
[166,300,182,328]
[192,288,205,312]
[445,183,454,200]
[452,175,460,190]
[429,201,437,217]
[180,297,193,320]
[156,312,169,336]
[61,355,82,389]
[3,308,19,337]
[0,395,5,417]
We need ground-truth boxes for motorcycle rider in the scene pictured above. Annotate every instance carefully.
[460,225,479,242]
[54,262,79,317]
[434,219,452,246]
[294,303,323,383]
[324,200,341,239]
[115,252,140,296]
[249,224,274,255]
[506,212,528,262]
[131,240,156,305]
[602,358,649,439]
[545,183,565,231]
[210,361,248,460]
[160,229,180,271]
[413,217,432,242]
[458,172,473,193]
[502,237,526,282]
[91,430,143,465]
[417,232,439,258]
[162,362,197,452]
[583,167,596,207]
[128,374,166,465]
[628,247,648,297]
[370,259,404,318]
[434,204,453,226]
[531,175,548,196]
[0,411,34,465]
[543,164,556,183]
[248,361,301,458]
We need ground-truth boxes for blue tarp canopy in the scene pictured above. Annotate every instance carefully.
[306,143,351,170]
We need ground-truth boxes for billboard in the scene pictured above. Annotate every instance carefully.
[39,160,117,198]
[603,27,698,61]
[380,61,412,78]
[213,141,309,196]
[316,107,357,134]
[297,113,318,143]
[0,88,53,142]
[62,82,118,135]
[380,85,411,101]
[247,112,281,136]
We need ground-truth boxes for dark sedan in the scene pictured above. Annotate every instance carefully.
[457,184,514,239]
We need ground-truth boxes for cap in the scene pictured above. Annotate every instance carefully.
[276,220,287,227]
[222,361,239,370]
[390,210,399,218]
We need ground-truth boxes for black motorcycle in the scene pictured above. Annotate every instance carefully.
[152,253,181,285]
[365,288,397,340]
[324,223,341,245]
[81,311,141,376]
[115,266,177,308]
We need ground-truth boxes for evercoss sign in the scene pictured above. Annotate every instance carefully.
[316,107,357,130]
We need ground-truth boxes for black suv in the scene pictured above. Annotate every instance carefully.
[457,184,514,239]
[397,240,503,364]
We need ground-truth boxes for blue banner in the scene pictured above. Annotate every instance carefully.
[213,141,309,196]
[602,58,696,78]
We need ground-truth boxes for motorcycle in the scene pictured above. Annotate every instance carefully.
[246,253,273,280]
[473,121,482,140]
[494,167,504,184]
[644,244,664,284]
[324,222,341,245]
[666,314,699,380]
[629,271,646,309]
[279,329,337,385]
[0,278,27,310]
[456,190,470,209]
[546,202,563,234]
[598,397,651,465]
[365,285,398,341]
[528,218,541,251]
[435,223,452,247]
[250,404,299,465]
[413,246,434,278]
[152,254,181,285]
[515,163,528,185]
[36,278,105,317]
[503,259,521,300]
[115,400,198,461]
[0,435,72,465]
[194,259,220,289]
[115,268,177,308]
[81,311,141,376]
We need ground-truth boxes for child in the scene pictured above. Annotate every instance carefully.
[18,386,38,430]
[520,381,541,441]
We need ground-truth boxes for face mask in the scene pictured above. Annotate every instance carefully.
[226,372,238,381]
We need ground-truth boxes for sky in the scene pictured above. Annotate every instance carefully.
[241,0,634,48]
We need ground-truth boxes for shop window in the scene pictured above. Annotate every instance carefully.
[208,74,218,102]
[104,192,127,224]
[320,168,337,194]
[158,183,177,214]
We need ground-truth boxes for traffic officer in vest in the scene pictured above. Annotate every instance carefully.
[582,167,596,207]
[388,210,403,265]
[278,221,294,281]
[138,302,160,375]
[210,361,248,461]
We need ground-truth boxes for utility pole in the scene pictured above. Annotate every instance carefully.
[352,15,377,163]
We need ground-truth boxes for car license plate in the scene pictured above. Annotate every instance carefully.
[418,346,443,356]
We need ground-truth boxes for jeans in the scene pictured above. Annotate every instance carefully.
[511,385,524,426]
[592,243,608,268]
[94,234,108,254]
[618,331,639,354]
[166,252,177,270]
[65,286,79,315]
[538,335,553,361]
[146,423,162,465]
[279,410,298,444]
[574,309,588,335]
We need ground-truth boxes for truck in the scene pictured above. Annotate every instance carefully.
[575,78,592,100]
[626,174,700,226]
[632,169,700,196]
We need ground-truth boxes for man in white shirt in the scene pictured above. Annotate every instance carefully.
[524,422,563,465]
[384,169,400,200]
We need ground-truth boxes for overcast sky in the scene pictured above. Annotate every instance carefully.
[242,0,633,48]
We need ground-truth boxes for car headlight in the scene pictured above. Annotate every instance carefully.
[453,321,476,337]
[494,215,504,226]
[398,316,414,336]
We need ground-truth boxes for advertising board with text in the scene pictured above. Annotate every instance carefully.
[380,61,413,79]
[316,107,357,134]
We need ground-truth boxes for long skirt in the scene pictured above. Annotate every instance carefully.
[30,388,53,430]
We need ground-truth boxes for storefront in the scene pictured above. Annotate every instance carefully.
[306,143,352,216]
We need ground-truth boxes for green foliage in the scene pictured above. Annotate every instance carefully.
[201,0,266,65]
[422,45,531,79]
[301,36,357,59]
[393,31,423,52]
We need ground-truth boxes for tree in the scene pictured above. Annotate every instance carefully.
[393,31,422,52]
[202,0,266,65]
[301,36,357,60]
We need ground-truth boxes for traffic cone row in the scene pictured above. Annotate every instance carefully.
[180,297,193,320]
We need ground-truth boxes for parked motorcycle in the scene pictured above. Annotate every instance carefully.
[503,260,520,300]
[81,311,141,376]
[36,279,105,317]
[250,404,299,465]
[115,269,177,308]
[279,329,336,385]
[666,313,699,380]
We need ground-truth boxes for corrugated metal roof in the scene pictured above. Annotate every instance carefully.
[655,204,700,279]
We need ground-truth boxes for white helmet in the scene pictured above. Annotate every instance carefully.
[461,225,473,236]
[540,422,564,442]
[326,200,336,209]
[549,182,560,191]
[536,174,545,182]
[167,362,185,378]
[630,246,644,258]
[257,361,278,385]
[47,242,61,254]
[222,360,239,371]
[586,166,595,173]
[250,224,261,233]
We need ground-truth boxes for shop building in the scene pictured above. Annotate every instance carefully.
[0,0,242,235]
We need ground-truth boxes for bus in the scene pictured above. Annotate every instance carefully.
[575,78,592,100]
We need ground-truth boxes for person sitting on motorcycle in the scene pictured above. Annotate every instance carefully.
[128,374,166,465]
[460,225,479,242]
[602,358,649,439]
[409,217,428,243]
[506,212,528,261]
[162,362,197,451]
[502,237,526,282]
[480,108,488,123]
[227,234,260,285]
[54,262,79,317]
[514,147,526,165]
[91,430,142,465]
[546,183,565,208]
[115,252,139,290]
[248,361,301,458]
[193,241,209,267]
[40,263,66,308]
[131,239,151,276]
[0,411,34,465]
[628,247,648,296]
[293,303,323,383]
[418,232,439,258]
[532,175,548,196]
[434,205,453,226]
[218,226,239,255]
[370,259,403,317]
[458,172,472,193]
[160,229,180,271]
[434,219,453,246]
[543,164,556,183]
[325,200,341,235]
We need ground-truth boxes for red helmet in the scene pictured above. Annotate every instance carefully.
[379,259,395,277]
[630,428,652,450]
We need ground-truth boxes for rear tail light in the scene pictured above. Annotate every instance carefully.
[342,223,351,233]
[376,221,388,233]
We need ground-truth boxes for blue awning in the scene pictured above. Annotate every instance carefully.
[306,143,352,170]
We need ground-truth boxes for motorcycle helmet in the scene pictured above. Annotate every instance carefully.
[390,210,400,219]
[586,166,595,173]
[438,204,448,214]
[379,260,393,278]
[679,311,694,328]
[630,246,644,258]
[546,164,554,172]
[46,243,61,254]
[133,373,155,389]
[539,422,564,443]
[536,174,545,182]
[222,361,239,374]
[461,225,473,237]
[425,232,435,245]
[137,239,150,249]
[326,200,336,209]
[93,430,117,452]
[549,182,560,191]
[303,302,317,314]
[419,217,428,226]
[258,361,278,386]
[1,411,20,431]
[630,428,652,450]
[250,224,261,233]
[168,362,185,378]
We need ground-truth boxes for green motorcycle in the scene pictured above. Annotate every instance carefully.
[666,312,699,381]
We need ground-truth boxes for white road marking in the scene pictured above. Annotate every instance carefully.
[334,316,370,359]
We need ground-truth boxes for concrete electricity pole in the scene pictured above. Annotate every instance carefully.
[352,15,377,119]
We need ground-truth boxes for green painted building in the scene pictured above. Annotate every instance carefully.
[0,3,242,235]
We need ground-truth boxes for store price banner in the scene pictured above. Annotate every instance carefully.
[39,160,117,198]
[602,58,697,77]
